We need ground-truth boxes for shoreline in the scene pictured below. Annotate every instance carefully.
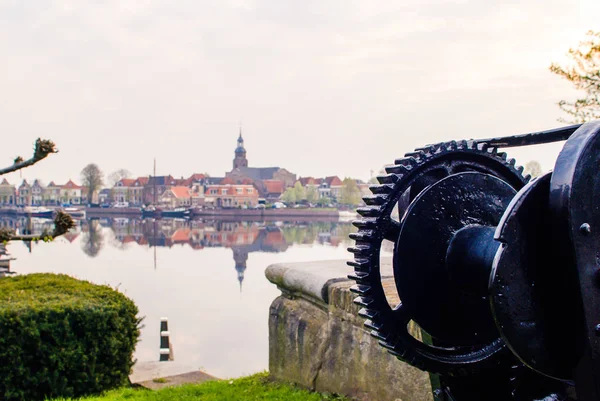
[0,207,356,220]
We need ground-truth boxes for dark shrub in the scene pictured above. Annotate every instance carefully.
[0,273,140,400]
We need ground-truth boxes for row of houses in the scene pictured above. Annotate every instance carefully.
[110,174,359,209]
[0,179,84,206]
[0,173,366,209]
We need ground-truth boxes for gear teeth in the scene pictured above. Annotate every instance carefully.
[347,244,372,256]
[414,145,435,154]
[377,174,399,184]
[404,150,426,159]
[347,259,370,271]
[457,140,468,149]
[352,218,377,229]
[507,158,516,166]
[524,174,532,182]
[349,231,375,242]
[371,330,389,341]
[358,308,379,320]
[346,258,371,272]
[385,164,411,175]
[497,151,507,159]
[353,296,374,307]
[369,184,394,195]
[362,194,388,206]
[348,271,370,283]
[448,140,458,150]
[357,206,382,217]
[350,284,372,296]
[394,156,418,166]
[380,340,398,351]
[516,165,524,174]
[365,319,383,331]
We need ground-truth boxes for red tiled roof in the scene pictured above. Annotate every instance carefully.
[171,229,192,243]
[263,180,284,194]
[118,178,136,187]
[220,177,234,185]
[298,177,316,186]
[170,186,191,198]
[182,173,206,186]
[325,176,342,186]
[63,179,82,189]
[134,177,149,186]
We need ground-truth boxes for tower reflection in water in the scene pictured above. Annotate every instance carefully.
[0,216,356,289]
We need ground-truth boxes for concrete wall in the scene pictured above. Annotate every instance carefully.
[266,260,433,401]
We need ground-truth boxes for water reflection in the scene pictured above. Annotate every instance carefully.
[1,215,356,378]
[3,216,355,290]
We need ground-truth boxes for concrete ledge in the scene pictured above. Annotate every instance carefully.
[266,259,432,401]
[265,260,355,303]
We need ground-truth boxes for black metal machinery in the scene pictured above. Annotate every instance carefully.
[348,120,600,401]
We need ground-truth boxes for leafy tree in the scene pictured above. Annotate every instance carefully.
[81,164,104,202]
[281,187,296,204]
[108,169,132,187]
[293,181,306,202]
[550,30,600,122]
[305,186,318,203]
[0,139,74,243]
[316,196,331,207]
[524,161,542,178]
[340,178,362,206]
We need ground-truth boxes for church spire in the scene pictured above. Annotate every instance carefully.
[233,128,248,169]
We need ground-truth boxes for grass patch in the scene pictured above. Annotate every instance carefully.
[49,372,348,401]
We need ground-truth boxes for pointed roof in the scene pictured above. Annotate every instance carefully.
[235,129,246,154]
[63,179,82,189]
[0,178,10,185]
[168,186,191,199]
[117,178,136,187]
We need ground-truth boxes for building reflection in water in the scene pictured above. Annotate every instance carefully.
[0,216,356,290]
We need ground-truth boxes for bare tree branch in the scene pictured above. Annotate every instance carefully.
[0,139,58,176]
[0,211,75,243]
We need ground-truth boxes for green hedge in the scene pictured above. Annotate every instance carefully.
[0,273,141,401]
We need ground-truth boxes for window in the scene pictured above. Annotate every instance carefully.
[236,188,243,194]
[248,188,253,193]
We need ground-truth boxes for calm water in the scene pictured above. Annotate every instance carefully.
[1,216,356,378]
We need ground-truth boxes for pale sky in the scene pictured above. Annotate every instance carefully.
[0,0,599,186]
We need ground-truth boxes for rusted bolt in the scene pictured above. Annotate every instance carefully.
[580,223,591,235]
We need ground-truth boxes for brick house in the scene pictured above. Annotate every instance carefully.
[17,180,32,206]
[204,184,259,208]
[60,180,82,205]
[44,181,61,205]
[160,186,192,208]
[31,180,44,205]
[0,179,16,205]
[113,178,135,203]
[144,175,177,205]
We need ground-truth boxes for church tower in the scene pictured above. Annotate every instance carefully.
[233,128,248,169]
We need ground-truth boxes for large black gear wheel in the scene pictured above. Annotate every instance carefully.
[347,140,529,377]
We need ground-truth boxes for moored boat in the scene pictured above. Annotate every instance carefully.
[64,207,86,219]
[23,206,53,218]
[161,207,190,219]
